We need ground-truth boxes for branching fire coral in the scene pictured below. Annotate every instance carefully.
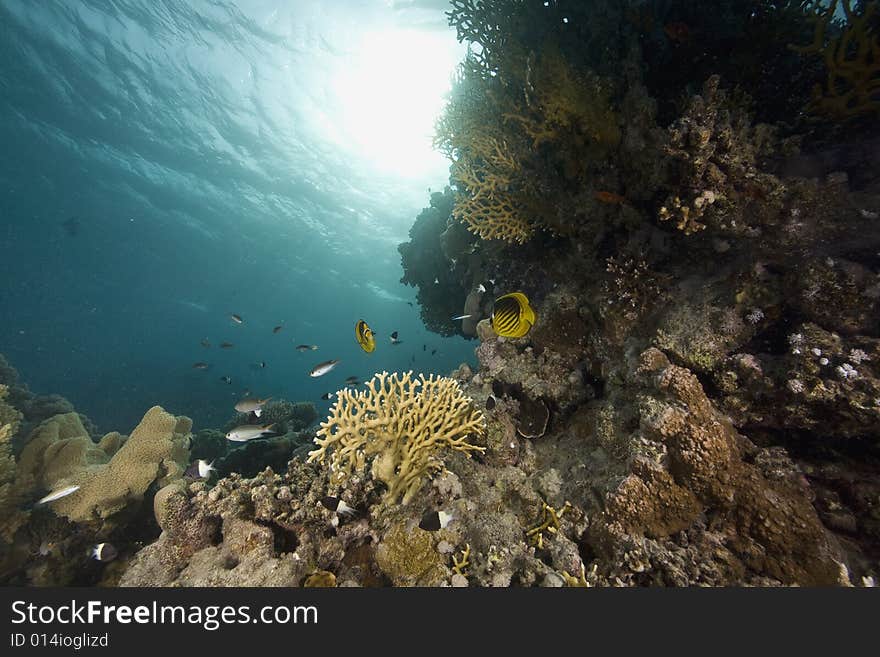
[307,371,486,505]
[791,0,880,120]
[436,45,620,243]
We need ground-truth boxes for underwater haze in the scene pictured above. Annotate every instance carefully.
[0,0,472,433]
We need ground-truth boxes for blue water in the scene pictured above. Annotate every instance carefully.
[0,0,474,434]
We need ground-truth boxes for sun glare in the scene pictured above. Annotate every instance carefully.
[329,28,464,180]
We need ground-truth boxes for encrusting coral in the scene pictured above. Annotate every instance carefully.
[308,371,486,504]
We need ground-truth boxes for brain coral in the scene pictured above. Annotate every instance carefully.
[308,371,486,504]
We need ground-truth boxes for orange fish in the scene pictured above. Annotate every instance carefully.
[594,191,627,205]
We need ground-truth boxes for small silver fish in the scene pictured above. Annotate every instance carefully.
[36,485,80,505]
[225,424,276,442]
[91,543,118,562]
[451,314,472,321]
[230,313,243,324]
[235,396,272,416]
[309,359,340,377]
[296,344,319,352]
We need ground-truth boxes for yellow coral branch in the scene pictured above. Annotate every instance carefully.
[452,543,471,576]
[308,372,486,505]
[791,0,880,119]
[525,499,572,550]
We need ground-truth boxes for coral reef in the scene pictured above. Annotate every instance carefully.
[217,433,311,479]
[190,429,228,463]
[585,349,844,585]
[435,38,623,243]
[658,75,787,237]
[307,371,486,505]
[0,398,192,585]
[11,0,880,589]
[398,188,481,336]
[0,386,27,543]
[121,463,354,587]
[217,400,317,478]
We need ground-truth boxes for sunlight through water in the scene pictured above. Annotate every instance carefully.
[328,27,464,180]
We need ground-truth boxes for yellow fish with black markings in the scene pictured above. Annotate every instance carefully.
[490,292,536,338]
[355,319,376,353]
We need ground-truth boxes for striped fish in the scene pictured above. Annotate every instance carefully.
[490,292,536,338]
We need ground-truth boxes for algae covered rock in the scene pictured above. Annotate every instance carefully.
[375,523,447,586]
[586,348,845,586]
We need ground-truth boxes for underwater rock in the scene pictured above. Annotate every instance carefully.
[586,348,845,585]
[475,318,495,343]
[653,285,756,374]
[516,397,550,439]
[658,75,786,237]
[476,338,590,413]
[375,523,447,586]
[460,289,485,337]
[790,258,880,336]
[121,464,352,587]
